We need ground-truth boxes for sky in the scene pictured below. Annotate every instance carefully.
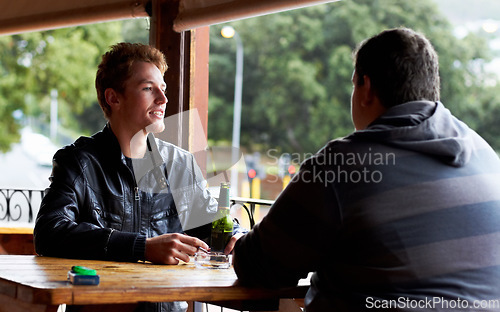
[434,0,500,77]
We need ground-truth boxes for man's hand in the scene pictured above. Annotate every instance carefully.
[145,233,209,264]
[224,232,245,255]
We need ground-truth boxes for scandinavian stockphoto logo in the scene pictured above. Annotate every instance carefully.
[267,148,396,185]
[129,109,245,232]
[129,109,397,230]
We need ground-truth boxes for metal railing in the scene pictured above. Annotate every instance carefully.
[0,188,273,228]
[0,189,45,224]
[230,196,274,229]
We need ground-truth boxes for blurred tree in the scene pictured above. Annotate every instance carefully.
[29,22,124,140]
[1,3,498,155]
[0,19,149,152]
[0,35,26,152]
[208,0,499,155]
[122,18,150,44]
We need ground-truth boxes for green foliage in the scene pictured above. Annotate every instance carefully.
[0,37,25,152]
[1,2,499,156]
[0,21,127,151]
[122,18,151,44]
[208,0,500,154]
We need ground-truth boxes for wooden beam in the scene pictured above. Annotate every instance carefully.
[174,0,340,31]
[0,0,148,36]
[0,0,338,36]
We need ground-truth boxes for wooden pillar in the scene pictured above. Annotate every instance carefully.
[148,0,210,158]
[188,26,210,173]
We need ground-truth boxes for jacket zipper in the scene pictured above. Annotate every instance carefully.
[134,187,140,201]
[122,159,141,232]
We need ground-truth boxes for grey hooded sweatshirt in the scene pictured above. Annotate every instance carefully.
[234,101,500,311]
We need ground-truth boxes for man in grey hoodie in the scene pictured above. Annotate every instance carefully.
[233,28,500,311]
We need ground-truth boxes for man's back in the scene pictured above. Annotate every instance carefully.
[234,101,500,311]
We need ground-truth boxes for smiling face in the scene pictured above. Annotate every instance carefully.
[108,61,168,138]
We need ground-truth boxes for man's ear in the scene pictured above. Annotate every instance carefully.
[105,88,120,111]
[360,75,376,107]
[362,75,386,119]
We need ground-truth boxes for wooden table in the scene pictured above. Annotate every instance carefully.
[0,255,308,312]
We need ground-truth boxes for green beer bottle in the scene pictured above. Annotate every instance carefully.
[210,183,233,252]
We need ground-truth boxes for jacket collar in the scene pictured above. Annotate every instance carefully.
[99,123,124,162]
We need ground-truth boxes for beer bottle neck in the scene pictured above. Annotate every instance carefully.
[218,206,230,215]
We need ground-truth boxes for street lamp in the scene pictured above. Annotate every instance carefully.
[221,26,243,196]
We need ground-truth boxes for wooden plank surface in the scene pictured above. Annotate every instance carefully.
[0,255,309,306]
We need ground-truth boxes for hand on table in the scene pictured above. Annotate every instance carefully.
[145,233,209,265]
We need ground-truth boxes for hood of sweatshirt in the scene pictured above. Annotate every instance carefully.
[350,101,473,167]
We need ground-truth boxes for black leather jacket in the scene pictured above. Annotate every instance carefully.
[34,125,227,262]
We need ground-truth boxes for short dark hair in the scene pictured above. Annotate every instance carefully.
[95,43,168,119]
[353,28,440,108]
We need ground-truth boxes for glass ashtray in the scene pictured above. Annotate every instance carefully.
[194,250,230,269]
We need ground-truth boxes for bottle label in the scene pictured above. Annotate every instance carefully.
[210,229,232,252]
